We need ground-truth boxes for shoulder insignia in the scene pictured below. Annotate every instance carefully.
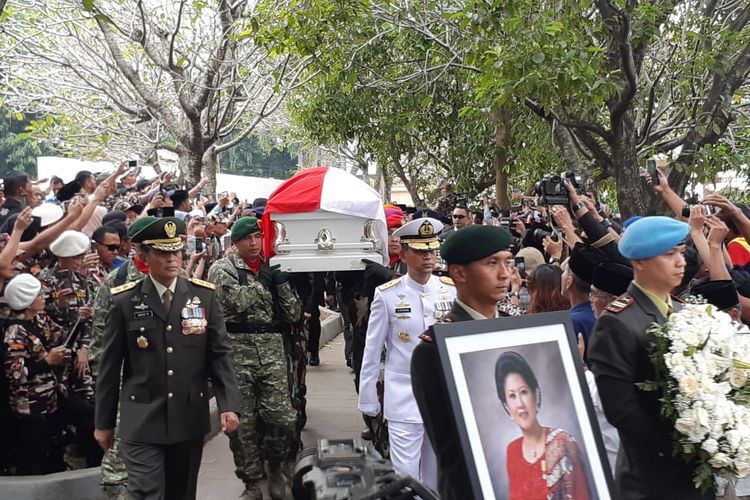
[439,276,455,286]
[377,277,402,292]
[418,333,433,343]
[111,281,138,295]
[605,294,633,314]
[189,277,215,290]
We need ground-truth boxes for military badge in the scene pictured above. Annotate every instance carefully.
[399,331,410,342]
[181,299,207,334]
[165,220,177,238]
[136,335,149,349]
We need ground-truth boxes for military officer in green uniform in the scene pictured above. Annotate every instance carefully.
[411,224,515,500]
[95,217,241,500]
[90,216,156,500]
[207,216,301,500]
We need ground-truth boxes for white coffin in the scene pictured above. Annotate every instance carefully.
[269,210,386,272]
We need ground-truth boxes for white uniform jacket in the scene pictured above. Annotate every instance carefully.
[358,274,456,423]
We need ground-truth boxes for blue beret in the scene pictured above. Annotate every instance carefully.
[618,216,688,260]
[623,216,642,229]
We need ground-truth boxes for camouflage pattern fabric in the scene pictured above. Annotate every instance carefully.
[100,412,127,489]
[207,254,301,486]
[39,265,95,400]
[3,313,62,416]
[226,333,297,482]
[282,321,307,461]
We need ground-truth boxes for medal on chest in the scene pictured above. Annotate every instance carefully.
[181,297,207,335]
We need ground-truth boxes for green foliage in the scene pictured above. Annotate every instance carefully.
[0,108,55,177]
[220,135,298,179]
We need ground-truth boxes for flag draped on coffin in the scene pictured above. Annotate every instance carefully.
[261,166,389,265]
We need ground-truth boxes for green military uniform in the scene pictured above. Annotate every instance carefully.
[90,217,154,499]
[95,217,241,500]
[206,217,301,499]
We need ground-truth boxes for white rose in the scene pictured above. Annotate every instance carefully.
[679,377,700,398]
[709,452,733,469]
[701,438,719,455]
[678,328,701,347]
[730,369,748,389]
[676,414,699,438]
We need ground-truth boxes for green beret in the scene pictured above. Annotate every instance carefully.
[441,225,513,265]
[128,216,158,241]
[231,216,261,241]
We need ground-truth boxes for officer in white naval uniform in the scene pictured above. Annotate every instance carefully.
[357,217,456,489]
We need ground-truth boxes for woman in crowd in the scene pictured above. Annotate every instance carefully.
[497,351,590,500]
[527,264,569,313]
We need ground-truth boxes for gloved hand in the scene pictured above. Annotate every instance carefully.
[257,263,280,290]
[273,269,291,286]
[362,259,394,287]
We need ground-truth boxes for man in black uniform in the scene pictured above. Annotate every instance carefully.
[94,217,241,500]
[410,224,514,500]
[589,216,714,500]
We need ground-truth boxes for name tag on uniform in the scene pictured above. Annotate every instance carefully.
[133,310,153,319]
[395,307,411,314]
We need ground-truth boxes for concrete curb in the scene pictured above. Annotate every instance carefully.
[319,307,343,346]
[0,398,222,499]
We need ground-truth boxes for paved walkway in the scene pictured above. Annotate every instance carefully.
[196,333,361,499]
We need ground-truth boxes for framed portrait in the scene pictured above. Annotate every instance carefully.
[432,311,613,499]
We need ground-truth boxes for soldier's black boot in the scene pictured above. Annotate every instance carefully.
[267,462,287,500]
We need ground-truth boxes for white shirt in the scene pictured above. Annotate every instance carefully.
[358,274,456,423]
[150,275,177,300]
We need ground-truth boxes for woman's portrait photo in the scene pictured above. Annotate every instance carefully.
[435,315,612,500]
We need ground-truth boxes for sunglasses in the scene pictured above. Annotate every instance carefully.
[97,243,121,252]
[452,214,467,220]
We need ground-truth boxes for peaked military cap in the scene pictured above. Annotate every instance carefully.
[392,217,443,250]
[128,216,158,242]
[139,217,186,251]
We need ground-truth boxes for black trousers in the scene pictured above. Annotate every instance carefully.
[306,311,321,361]
[58,391,103,467]
[121,438,204,500]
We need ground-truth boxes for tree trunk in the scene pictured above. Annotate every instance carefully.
[202,146,218,200]
[491,106,511,210]
[612,114,648,219]
[552,121,583,171]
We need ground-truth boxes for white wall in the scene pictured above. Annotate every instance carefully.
[36,156,284,201]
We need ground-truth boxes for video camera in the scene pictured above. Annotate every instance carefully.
[533,171,583,206]
[292,437,438,500]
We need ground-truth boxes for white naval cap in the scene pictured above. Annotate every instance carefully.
[49,230,90,257]
[4,273,42,311]
[392,217,443,250]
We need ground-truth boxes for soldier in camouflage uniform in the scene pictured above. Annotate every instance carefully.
[40,230,96,401]
[89,216,155,500]
[207,216,301,500]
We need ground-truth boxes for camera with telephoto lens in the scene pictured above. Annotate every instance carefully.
[533,228,559,243]
[533,171,583,206]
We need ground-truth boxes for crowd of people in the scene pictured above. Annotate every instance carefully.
[0,161,747,500]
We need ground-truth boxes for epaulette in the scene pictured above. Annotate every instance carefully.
[111,281,139,295]
[377,277,401,291]
[439,276,455,286]
[605,294,633,314]
[189,277,215,290]
[418,333,433,343]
